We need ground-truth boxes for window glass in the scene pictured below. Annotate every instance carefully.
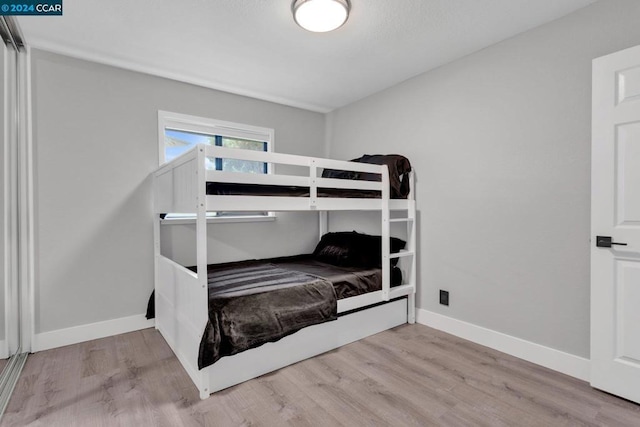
[164,130,267,173]
[220,138,267,174]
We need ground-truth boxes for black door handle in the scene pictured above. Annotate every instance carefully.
[596,236,627,248]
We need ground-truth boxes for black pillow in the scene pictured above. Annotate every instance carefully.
[313,242,350,266]
[313,231,406,268]
[351,233,407,268]
[313,231,357,266]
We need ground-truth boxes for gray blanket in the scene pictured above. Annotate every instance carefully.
[198,263,337,369]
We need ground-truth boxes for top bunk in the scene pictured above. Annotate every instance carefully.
[153,144,415,214]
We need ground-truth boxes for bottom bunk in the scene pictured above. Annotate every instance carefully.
[154,254,410,398]
[153,232,415,399]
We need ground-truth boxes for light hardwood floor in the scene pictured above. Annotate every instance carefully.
[2,324,639,426]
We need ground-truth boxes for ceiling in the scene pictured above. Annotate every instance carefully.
[19,0,596,112]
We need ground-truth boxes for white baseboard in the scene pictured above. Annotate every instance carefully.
[416,309,590,382]
[32,314,155,352]
[0,340,7,359]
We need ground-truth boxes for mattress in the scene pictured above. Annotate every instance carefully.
[206,182,384,199]
[205,254,403,300]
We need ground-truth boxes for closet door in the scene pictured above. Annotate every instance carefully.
[0,17,28,417]
[591,44,640,404]
[1,31,19,364]
[0,32,7,362]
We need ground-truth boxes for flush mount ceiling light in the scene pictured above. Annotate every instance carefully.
[292,0,350,33]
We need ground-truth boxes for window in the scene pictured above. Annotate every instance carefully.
[158,111,275,222]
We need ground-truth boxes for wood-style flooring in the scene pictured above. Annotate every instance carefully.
[2,324,639,426]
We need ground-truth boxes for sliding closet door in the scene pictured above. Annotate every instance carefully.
[0,32,19,363]
[0,17,28,417]
[0,35,7,364]
[2,38,20,361]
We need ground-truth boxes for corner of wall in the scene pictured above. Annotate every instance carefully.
[324,110,334,158]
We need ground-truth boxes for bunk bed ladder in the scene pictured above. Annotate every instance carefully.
[406,172,417,323]
[405,197,417,323]
[381,166,391,302]
[387,172,417,324]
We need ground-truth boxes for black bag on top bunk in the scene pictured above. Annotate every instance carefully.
[322,154,412,199]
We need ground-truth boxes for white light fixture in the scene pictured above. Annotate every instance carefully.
[292,0,350,33]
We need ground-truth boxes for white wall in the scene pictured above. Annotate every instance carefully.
[31,49,325,335]
[327,0,640,358]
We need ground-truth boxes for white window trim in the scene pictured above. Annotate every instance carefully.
[158,111,276,224]
[160,215,275,226]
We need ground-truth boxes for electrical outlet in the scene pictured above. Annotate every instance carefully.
[439,290,449,306]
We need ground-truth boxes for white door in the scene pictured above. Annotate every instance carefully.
[591,44,640,403]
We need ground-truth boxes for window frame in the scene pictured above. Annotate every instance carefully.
[158,110,276,224]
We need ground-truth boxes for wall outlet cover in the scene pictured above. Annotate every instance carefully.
[440,290,449,306]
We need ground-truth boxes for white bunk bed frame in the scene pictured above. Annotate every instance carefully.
[153,144,416,399]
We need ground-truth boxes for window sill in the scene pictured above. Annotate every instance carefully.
[161,215,276,225]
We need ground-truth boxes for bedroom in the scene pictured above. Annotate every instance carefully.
[0,0,639,425]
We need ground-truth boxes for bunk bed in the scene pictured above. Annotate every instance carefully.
[153,144,417,399]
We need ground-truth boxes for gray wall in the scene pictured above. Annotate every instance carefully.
[31,49,325,334]
[327,0,640,358]
[159,213,320,267]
